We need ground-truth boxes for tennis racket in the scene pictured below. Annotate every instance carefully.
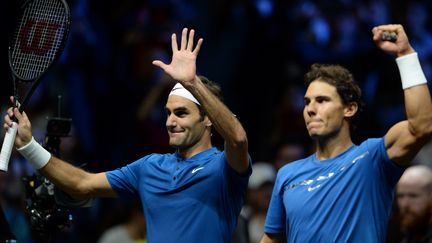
[0,0,71,172]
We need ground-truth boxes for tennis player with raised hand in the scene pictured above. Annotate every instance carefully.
[4,27,251,242]
[261,24,432,243]
[0,0,71,172]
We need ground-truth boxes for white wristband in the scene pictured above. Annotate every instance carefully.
[396,52,428,89]
[17,137,51,169]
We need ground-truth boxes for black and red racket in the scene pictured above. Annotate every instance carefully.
[0,0,71,171]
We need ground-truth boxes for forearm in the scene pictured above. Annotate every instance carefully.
[183,76,249,172]
[397,53,432,138]
[137,78,170,120]
[17,138,114,199]
[184,76,248,147]
[404,86,432,136]
[39,156,94,199]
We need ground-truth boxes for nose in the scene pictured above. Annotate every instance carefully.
[397,196,410,211]
[305,101,316,117]
[166,114,176,128]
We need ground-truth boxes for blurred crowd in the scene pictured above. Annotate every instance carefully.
[1,0,431,242]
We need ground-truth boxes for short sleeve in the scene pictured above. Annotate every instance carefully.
[264,171,287,234]
[106,157,147,198]
[368,138,405,187]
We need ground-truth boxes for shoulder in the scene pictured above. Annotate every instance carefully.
[355,137,387,158]
[135,152,177,164]
[273,155,314,187]
[204,147,226,163]
[278,155,313,175]
[114,152,177,174]
[358,137,384,148]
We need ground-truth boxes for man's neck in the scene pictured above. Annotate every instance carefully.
[314,130,353,161]
[178,141,212,159]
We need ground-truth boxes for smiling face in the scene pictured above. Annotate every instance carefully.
[165,95,210,150]
[303,80,355,139]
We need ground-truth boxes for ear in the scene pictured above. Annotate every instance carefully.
[344,102,358,118]
[204,116,212,127]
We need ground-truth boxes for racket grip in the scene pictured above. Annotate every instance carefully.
[0,122,18,172]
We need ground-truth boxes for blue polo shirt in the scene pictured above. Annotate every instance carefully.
[264,138,405,242]
[106,147,251,243]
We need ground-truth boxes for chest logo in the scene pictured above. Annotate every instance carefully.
[284,151,370,192]
[191,167,205,174]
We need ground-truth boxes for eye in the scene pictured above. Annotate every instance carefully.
[174,110,188,117]
[316,97,329,103]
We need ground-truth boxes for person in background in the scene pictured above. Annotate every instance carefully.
[247,162,276,243]
[272,142,305,171]
[98,200,146,243]
[396,165,432,243]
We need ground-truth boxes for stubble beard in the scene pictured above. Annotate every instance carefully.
[399,206,431,234]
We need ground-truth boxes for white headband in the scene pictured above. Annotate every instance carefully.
[169,83,201,105]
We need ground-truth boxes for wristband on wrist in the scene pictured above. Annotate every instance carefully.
[17,137,51,169]
[396,52,428,89]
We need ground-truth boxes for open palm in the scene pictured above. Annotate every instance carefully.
[152,28,203,84]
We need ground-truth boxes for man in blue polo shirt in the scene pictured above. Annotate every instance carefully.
[261,24,432,242]
[5,27,251,242]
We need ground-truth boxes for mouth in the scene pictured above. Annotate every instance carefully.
[168,130,184,136]
[307,120,322,128]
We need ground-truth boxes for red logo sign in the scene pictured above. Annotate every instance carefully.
[19,20,61,56]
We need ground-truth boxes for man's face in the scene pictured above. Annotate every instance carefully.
[397,180,432,231]
[303,80,348,139]
[165,95,208,149]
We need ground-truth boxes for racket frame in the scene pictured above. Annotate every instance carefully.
[0,0,71,172]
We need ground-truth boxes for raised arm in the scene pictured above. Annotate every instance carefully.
[372,24,432,166]
[152,28,249,173]
[3,103,116,199]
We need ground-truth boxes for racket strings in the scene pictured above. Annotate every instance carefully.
[11,0,69,81]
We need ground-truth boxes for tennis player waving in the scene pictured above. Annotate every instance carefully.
[4,28,251,243]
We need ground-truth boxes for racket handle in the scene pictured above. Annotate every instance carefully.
[0,122,18,172]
